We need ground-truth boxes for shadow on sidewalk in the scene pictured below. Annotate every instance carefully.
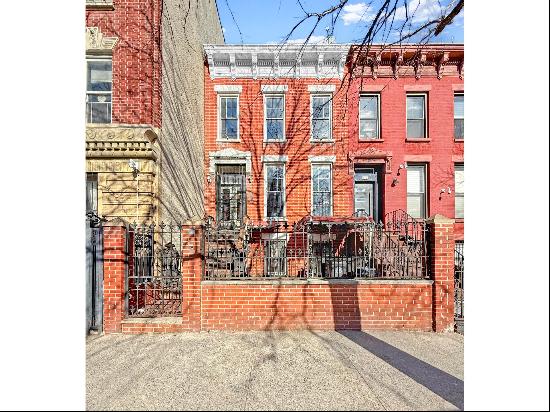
[339,330,464,410]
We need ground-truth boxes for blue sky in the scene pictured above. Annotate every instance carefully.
[217,0,464,45]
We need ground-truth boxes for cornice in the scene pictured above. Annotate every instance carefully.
[204,44,351,80]
[85,125,158,160]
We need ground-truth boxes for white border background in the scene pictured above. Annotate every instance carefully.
[0,0,548,410]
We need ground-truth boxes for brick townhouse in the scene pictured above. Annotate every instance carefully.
[202,43,464,237]
[85,0,224,224]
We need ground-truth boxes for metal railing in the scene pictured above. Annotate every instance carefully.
[202,215,430,281]
[126,223,183,318]
[454,241,464,328]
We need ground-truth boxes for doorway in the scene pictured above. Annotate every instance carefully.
[354,165,383,222]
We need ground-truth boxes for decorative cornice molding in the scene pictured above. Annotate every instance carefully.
[307,84,336,93]
[349,147,393,173]
[214,85,242,94]
[85,126,158,160]
[208,148,252,176]
[261,85,288,93]
[86,27,118,54]
[204,44,350,79]
[308,155,336,163]
[262,155,288,163]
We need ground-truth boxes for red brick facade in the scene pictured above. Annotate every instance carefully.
[86,0,162,127]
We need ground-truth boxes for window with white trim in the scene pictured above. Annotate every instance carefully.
[265,164,285,218]
[407,164,427,218]
[455,164,464,218]
[264,95,285,141]
[219,95,239,140]
[311,95,332,140]
[454,94,464,139]
[311,164,332,216]
[86,59,112,123]
[359,94,380,139]
[406,94,427,138]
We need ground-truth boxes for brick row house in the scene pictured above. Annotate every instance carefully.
[203,43,464,239]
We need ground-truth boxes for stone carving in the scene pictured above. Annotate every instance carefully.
[86,126,158,160]
[349,147,393,173]
[86,27,118,53]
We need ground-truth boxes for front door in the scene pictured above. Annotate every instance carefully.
[216,165,246,225]
[354,167,381,221]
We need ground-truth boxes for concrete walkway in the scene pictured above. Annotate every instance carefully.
[86,330,463,411]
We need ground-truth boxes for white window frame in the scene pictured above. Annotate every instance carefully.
[264,163,286,220]
[406,163,428,219]
[311,163,333,217]
[359,93,381,140]
[454,93,464,140]
[310,93,333,142]
[263,94,286,142]
[86,57,113,124]
[454,163,464,219]
[406,93,428,139]
[217,94,240,142]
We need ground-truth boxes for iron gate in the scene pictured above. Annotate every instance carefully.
[454,241,464,334]
[126,223,183,317]
[86,212,103,333]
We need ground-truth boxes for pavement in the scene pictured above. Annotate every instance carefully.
[86,330,464,411]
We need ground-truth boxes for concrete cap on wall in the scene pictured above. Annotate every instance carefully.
[103,217,128,227]
[426,214,455,224]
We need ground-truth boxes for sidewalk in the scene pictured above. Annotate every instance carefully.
[87,330,463,411]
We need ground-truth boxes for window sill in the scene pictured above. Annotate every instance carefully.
[454,138,464,143]
[455,218,464,223]
[216,138,241,143]
[359,138,384,142]
[264,217,287,222]
[310,139,335,144]
[263,139,286,144]
[406,138,431,142]
[86,0,114,10]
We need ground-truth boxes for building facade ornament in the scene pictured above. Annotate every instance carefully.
[86,27,118,54]
[208,148,252,177]
[348,147,393,174]
[204,44,351,79]
[85,125,158,160]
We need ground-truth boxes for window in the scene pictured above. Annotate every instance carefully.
[454,94,464,139]
[264,237,287,276]
[264,95,285,141]
[407,164,427,218]
[86,173,98,213]
[406,94,427,138]
[86,59,112,123]
[265,164,285,218]
[359,95,379,139]
[312,164,332,216]
[311,95,332,140]
[455,164,464,218]
[219,95,239,140]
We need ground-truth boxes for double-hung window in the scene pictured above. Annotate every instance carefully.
[86,59,112,123]
[407,164,427,218]
[455,164,464,218]
[219,95,239,140]
[265,164,285,219]
[264,95,285,141]
[311,95,332,140]
[454,94,464,139]
[311,164,332,216]
[359,94,380,139]
[406,94,427,138]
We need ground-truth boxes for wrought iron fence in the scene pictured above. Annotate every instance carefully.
[454,241,464,330]
[127,223,183,317]
[202,214,430,280]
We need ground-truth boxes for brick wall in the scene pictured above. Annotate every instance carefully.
[101,216,454,333]
[203,74,351,224]
[201,281,433,331]
[86,0,162,127]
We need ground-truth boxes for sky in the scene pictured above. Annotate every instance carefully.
[217,0,464,45]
